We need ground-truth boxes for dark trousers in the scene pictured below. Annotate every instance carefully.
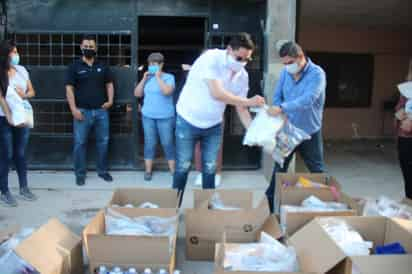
[0,117,30,194]
[266,130,326,213]
[398,137,412,199]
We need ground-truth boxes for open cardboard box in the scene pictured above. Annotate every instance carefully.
[290,216,412,274]
[0,218,83,274]
[83,208,178,274]
[185,189,271,261]
[214,216,311,274]
[275,173,342,212]
[109,188,179,209]
[276,173,360,236]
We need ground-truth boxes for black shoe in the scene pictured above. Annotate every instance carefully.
[76,177,86,186]
[19,187,37,201]
[144,172,152,181]
[98,173,113,182]
[0,191,18,207]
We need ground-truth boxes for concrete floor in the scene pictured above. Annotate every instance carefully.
[0,139,405,273]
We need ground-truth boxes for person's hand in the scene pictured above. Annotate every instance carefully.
[401,119,412,132]
[395,109,407,120]
[246,95,265,107]
[101,101,113,110]
[267,106,282,116]
[15,86,26,99]
[182,64,191,71]
[72,108,84,121]
[142,71,150,80]
[155,70,162,79]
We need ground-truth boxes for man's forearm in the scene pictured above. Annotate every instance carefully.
[106,83,114,103]
[236,106,253,129]
[208,80,248,106]
[66,86,77,112]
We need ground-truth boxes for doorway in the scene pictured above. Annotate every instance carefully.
[137,16,207,168]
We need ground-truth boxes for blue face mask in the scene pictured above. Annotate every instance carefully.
[10,54,20,66]
[148,64,160,74]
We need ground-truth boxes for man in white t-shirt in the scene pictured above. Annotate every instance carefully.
[173,33,265,205]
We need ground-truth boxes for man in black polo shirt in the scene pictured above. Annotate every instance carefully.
[65,35,114,186]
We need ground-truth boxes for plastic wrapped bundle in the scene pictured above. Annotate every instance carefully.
[272,120,311,167]
[105,209,177,237]
[319,218,372,257]
[0,250,39,274]
[208,193,241,211]
[223,232,299,272]
[362,196,412,220]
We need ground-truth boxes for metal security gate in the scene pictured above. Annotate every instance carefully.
[7,31,137,169]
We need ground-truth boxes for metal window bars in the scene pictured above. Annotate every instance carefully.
[7,32,132,66]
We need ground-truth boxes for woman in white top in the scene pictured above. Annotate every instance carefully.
[0,40,37,207]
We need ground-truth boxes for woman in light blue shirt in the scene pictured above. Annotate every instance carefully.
[134,52,175,181]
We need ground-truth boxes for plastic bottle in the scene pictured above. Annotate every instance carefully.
[143,268,152,274]
[173,270,181,274]
[127,268,138,274]
[97,265,108,274]
[158,269,168,274]
[110,266,123,274]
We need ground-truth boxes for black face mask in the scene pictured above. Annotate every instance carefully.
[82,49,96,59]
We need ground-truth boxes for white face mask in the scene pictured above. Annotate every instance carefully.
[285,62,300,74]
[227,54,246,72]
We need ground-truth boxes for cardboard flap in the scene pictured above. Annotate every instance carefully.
[384,218,412,252]
[260,215,282,239]
[289,219,346,273]
[351,256,412,274]
[194,189,253,209]
[15,219,74,274]
[391,217,412,234]
[110,188,179,208]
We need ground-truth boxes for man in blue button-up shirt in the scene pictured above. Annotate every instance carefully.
[266,41,327,213]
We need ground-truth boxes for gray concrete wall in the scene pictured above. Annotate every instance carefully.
[262,0,297,181]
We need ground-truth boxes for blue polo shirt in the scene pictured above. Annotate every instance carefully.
[272,59,326,135]
[142,73,176,119]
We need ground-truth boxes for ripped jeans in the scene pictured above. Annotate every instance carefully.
[173,115,222,206]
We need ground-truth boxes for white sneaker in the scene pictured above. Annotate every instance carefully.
[194,173,202,186]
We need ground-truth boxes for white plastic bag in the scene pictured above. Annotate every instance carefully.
[0,250,39,274]
[223,232,299,272]
[208,192,241,211]
[362,196,412,220]
[319,218,372,257]
[243,106,284,154]
[0,228,35,257]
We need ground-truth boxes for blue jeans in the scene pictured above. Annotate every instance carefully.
[266,130,326,213]
[0,117,30,194]
[173,115,222,206]
[73,109,109,179]
[142,116,175,161]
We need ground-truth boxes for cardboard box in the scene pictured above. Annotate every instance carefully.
[214,216,311,274]
[290,216,412,274]
[109,188,179,209]
[83,208,178,274]
[0,218,83,274]
[276,173,359,236]
[275,173,342,211]
[185,189,271,261]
